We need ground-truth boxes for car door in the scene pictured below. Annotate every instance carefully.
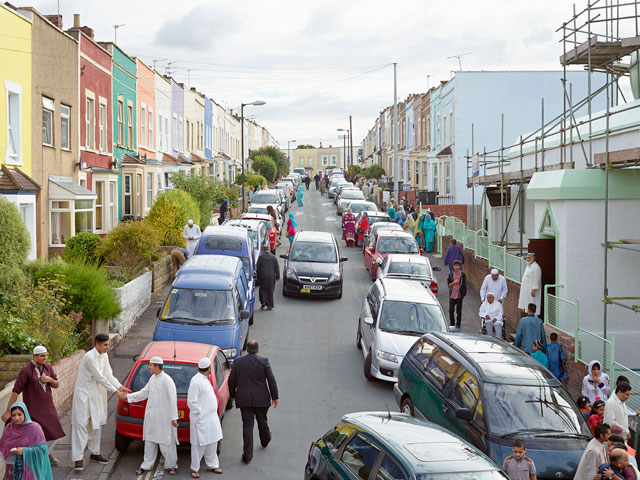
[364,235,376,273]
[377,257,390,280]
[419,346,461,426]
[362,285,380,352]
[445,369,487,452]
[213,352,229,417]
[338,433,382,480]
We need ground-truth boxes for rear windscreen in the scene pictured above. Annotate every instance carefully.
[204,235,243,251]
[130,362,200,395]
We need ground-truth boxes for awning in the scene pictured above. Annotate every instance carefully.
[436,145,452,157]
[0,165,41,192]
[88,166,119,175]
[49,176,97,200]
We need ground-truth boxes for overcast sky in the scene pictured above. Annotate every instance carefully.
[31,0,613,148]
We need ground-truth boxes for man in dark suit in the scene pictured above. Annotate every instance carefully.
[256,244,280,310]
[228,341,279,464]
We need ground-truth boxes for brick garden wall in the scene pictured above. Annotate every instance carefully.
[50,350,85,409]
[152,256,172,293]
[420,205,468,224]
[0,355,32,389]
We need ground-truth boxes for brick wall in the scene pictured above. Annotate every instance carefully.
[420,205,467,223]
[110,271,152,335]
[50,350,85,409]
[0,355,32,388]
[152,256,172,293]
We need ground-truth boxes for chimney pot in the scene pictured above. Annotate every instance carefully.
[73,14,80,28]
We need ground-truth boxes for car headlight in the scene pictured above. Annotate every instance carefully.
[286,268,297,279]
[222,348,237,358]
[329,272,342,282]
[376,349,399,363]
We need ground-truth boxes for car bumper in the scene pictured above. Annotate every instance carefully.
[371,355,402,382]
[284,278,342,297]
[116,414,192,443]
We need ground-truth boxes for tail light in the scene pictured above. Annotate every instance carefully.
[307,443,316,469]
[429,281,438,294]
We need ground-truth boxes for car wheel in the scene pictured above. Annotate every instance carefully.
[356,323,362,349]
[249,315,254,326]
[282,281,288,297]
[364,351,375,381]
[401,397,415,416]
[336,285,343,299]
[115,431,132,452]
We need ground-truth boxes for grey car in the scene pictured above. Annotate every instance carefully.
[336,189,365,215]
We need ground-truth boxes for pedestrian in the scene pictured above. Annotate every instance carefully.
[342,208,357,247]
[421,214,437,252]
[447,260,467,331]
[356,212,369,248]
[582,360,611,403]
[362,181,370,200]
[588,400,606,436]
[228,341,279,465]
[183,219,202,256]
[218,199,229,224]
[314,173,320,190]
[286,213,297,245]
[1,346,65,465]
[415,212,425,247]
[402,211,416,233]
[427,208,435,221]
[170,247,189,277]
[71,333,129,472]
[502,439,537,480]
[531,340,549,368]
[0,402,53,480]
[296,183,304,206]
[597,449,628,480]
[518,252,542,314]
[574,422,611,480]
[480,268,508,303]
[305,176,310,190]
[256,244,280,310]
[395,205,405,225]
[125,357,179,476]
[479,293,504,338]
[514,304,546,354]
[577,396,592,422]
[187,358,223,477]
[546,332,568,382]
[409,203,416,214]
[443,239,464,272]
[319,179,326,196]
[608,434,640,472]
[387,200,396,222]
[604,382,633,441]
[248,185,254,203]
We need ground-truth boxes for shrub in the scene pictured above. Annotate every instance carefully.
[249,146,289,179]
[363,165,386,179]
[0,196,30,296]
[240,172,267,189]
[64,232,104,266]
[169,172,229,228]
[96,220,160,280]
[252,155,277,182]
[147,189,200,246]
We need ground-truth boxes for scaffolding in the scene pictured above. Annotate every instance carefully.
[466,0,640,339]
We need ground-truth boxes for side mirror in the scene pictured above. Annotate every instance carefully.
[280,254,288,259]
[240,310,250,320]
[420,248,424,255]
[363,316,374,326]
[433,266,441,272]
[340,257,348,263]
[132,354,139,362]
[455,408,473,422]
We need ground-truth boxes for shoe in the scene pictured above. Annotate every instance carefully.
[456,326,460,331]
[49,454,60,465]
[266,307,273,311]
[261,440,271,448]
[242,456,252,464]
[260,304,267,310]
[90,453,109,464]
[74,460,83,471]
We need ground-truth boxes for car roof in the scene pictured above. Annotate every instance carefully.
[363,211,389,218]
[294,230,334,243]
[385,254,431,264]
[241,213,272,222]
[344,412,501,474]
[202,225,250,239]
[429,332,561,386]
[225,219,263,231]
[140,341,217,362]
[377,229,414,238]
[173,255,242,290]
[378,277,438,304]
[372,222,402,231]
[348,200,376,206]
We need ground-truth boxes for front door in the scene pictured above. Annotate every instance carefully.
[527,238,555,320]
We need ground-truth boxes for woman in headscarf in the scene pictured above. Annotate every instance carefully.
[356,212,369,247]
[218,199,229,224]
[422,214,437,252]
[582,360,611,403]
[387,200,396,222]
[267,205,281,246]
[415,212,426,248]
[395,205,405,225]
[342,208,357,247]
[0,402,53,480]
[286,213,297,245]
[296,183,304,206]
[403,211,416,233]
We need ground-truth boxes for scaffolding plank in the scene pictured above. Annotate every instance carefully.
[560,36,640,67]
[594,147,640,165]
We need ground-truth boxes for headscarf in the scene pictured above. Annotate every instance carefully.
[403,214,416,233]
[288,213,297,228]
[588,360,602,381]
[267,205,277,220]
[359,212,369,232]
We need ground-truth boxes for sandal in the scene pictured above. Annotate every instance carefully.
[168,468,177,475]
[208,467,223,474]
[191,472,200,478]
[136,468,146,475]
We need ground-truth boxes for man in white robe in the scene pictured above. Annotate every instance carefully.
[182,219,202,256]
[71,333,129,471]
[126,356,179,475]
[518,252,542,313]
[479,268,508,303]
[479,293,504,338]
[187,357,223,476]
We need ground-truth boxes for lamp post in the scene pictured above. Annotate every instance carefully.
[241,100,265,211]
[337,128,349,171]
[288,140,296,174]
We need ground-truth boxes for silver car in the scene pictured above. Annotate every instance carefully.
[336,189,365,215]
[357,277,449,382]
[376,254,440,294]
[346,200,378,216]
[327,178,347,198]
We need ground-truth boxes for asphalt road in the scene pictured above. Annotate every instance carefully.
[107,186,482,479]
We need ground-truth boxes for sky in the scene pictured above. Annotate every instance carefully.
[28,0,622,148]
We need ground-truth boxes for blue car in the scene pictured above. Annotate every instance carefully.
[195,225,256,323]
[152,255,250,362]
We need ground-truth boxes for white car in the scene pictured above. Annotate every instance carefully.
[251,189,283,214]
[376,254,440,294]
[336,189,365,215]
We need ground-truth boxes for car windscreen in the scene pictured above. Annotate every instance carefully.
[483,383,590,437]
[130,362,200,395]
[260,220,273,231]
[349,203,377,214]
[378,237,419,254]
[248,206,269,215]
[252,192,280,204]
[204,235,243,251]
[388,262,431,277]
[160,288,235,325]
[290,241,337,263]
[378,300,446,335]
[341,191,364,200]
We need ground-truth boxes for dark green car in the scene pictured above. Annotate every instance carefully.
[304,411,506,480]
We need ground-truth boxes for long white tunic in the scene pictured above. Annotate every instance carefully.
[187,373,222,446]
[479,274,508,302]
[182,224,202,256]
[71,348,122,430]
[518,261,542,311]
[127,371,179,446]
[479,300,504,322]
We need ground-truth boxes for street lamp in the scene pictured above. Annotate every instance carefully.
[288,140,297,173]
[241,100,266,211]
[337,128,349,170]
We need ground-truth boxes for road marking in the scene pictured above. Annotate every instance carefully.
[322,202,333,206]
[325,216,336,222]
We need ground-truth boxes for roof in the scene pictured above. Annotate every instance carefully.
[241,213,272,221]
[295,231,334,242]
[225,219,263,231]
[122,154,145,165]
[190,152,205,163]
[379,278,438,303]
[363,211,390,218]
[0,166,40,192]
[161,152,180,164]
[527,168,640,201]
[202,225,251,238]
[140,341,217,362]
[174,255,242,290]
[49,176,96,199]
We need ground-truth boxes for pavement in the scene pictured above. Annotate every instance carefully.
[51,185,484,479]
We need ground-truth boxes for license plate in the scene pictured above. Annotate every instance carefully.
[302,285,323,290]
[178,410,184,419]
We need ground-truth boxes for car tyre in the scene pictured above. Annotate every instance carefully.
[336,285,343,299]
[282,281,289,297]
[401,397,415,416]
[249,315,254,326]
[364,351,375,381]
[356,323,362,349]
[115,431,132,452]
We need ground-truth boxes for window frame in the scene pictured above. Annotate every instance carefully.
[123,173,132,216]
[148,108,153,150]
[136,173,142,214]
[99,98,107,152]
[146,172,153,209]
[127,101,134,149]
[109,181,117,230]
[140,103,146,148]
[445,162,451,196]
[95,180,104,231]
[5,80,22,164]
[60,104,70,150]
[117,97,124,146]
[339,432,383,480]
[42,97,54,147]
[85,94,95,150]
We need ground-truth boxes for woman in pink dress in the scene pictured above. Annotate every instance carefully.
[342,208,357,247]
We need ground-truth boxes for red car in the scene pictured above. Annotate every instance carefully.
[364,230,422,281]
[241,212,277,253]
[115,341,231,451]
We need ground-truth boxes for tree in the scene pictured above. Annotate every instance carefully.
[363,165,386,179]
[169,172,229,228]
[0,196,30,295]
[296,144,315,149]
[147,189,200,246]
[252,155,278,182]
[250,146,288,179]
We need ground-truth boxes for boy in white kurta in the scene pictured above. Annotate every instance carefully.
[187,357,223,475]
[126,356,179,475]
[518,252,542,313]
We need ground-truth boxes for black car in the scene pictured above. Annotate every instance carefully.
[280,231,347,298]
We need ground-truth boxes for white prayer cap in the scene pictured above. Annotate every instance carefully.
[188,219,194,225]
[33,346,47,355]
[198,357,211,369]
[150,356,163,365]
[491,268,499,275]
[486,292,495,297]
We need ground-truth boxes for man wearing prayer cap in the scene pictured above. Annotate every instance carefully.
[125,356,179,476]
[187,357,223,476]
[480,268,508,303]
[2,345,65,465]
[518,252,542,314]
[182,218,202,256]
[479,293,504,338]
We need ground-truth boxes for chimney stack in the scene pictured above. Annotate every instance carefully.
[44,14,63,28]
[73,14,80,28]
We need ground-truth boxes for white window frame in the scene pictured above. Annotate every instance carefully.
[95,180,104,231]
[158,114,163,151]
[299,156,304,167]
[432,163,439,192]
[445,161,451,195]
[98,99,107,152]
[109,181,117,230]
[164,117,169,152]
[330,155,336,165]
[136,173,142,214]
[49,199,94,246]
[146,172,153,210]
[60,104,70,150]
[123,173,132,216]
[85,93,95,150]
[308,157,312,167]
[179,116,184,152]
[322,155,328,166]
[422,162,428,188]
[117,97,124,146]
[172,113,178,149]
[148,108,153,150]
[5,80,22,165]
[140,103,146,148]
[43,97,54,147]
[127,101,134,149]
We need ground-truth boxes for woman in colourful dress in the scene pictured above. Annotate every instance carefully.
[415,212,425,248]
[342,208,357,247]
[587,399,605,435]
[422,215,437,252]
[296,183,304,206]
[286,213,297,245]
[356,212,369,247]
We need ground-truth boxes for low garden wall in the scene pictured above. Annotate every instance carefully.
[110,271,152,336]
[152,255,172,293]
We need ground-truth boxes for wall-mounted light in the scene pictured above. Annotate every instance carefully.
[111,159,118,169]
[76,157,84,170]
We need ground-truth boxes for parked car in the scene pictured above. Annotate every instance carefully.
[275,182,293,203]
[247,204,283,227]
[327,178,346,198]
[241,213,277,254]
[361,220,399,253]
[333,184,357,204]
[293,167,309,181]
[364,230,420,280]
[357,278,448,381]
[394,332,591,479]
[336,189,365,215]
[377,254,439,294]
[223,219,269,263]
[274,188,288,212]
[152,255,251,362]
[305,411,507,480]
[345,200,377,216]
[280,231,347,298]
[115,341,231,451]
[250,189,284,216]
